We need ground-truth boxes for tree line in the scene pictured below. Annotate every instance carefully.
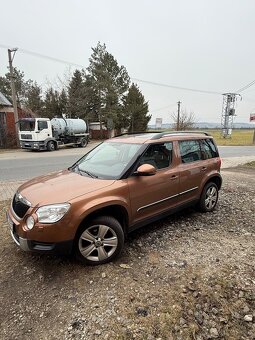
[0,42,151,132]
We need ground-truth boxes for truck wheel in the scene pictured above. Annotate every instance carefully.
[79,138,88,148]
[75,216,124,265]
[47,141,55,151]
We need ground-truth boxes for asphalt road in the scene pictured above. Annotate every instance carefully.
[0,144,254,181]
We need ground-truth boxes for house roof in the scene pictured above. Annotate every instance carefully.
[0,92,12,106]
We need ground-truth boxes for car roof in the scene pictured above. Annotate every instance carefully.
[109,131,214,144]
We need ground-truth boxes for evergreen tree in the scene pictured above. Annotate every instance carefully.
[67,69,86,118]
[59,89,68,117]
[43,87,61,118]
[123,83,151,132]
[25,82,43,115]
[0,68,32,106]
[85,42,130,131]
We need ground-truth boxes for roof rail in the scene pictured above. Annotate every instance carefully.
[114,131,164,138]
[114,130,211,140]
[151,130,211,140]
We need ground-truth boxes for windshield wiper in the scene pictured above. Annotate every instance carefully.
[77,166,98,178]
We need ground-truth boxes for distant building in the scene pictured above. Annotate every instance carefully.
[0,92,30,148]
[89,122,115,139]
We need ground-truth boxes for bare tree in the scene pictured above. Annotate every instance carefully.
[171,110,196,130]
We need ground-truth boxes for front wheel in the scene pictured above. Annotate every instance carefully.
[47,141,55,151]
[198,182,219,212]
[75,216,124,265]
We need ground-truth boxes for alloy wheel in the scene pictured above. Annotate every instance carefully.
[78,224,118,262]
[205,186,218,210]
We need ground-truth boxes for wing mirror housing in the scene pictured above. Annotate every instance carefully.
[136,164,156,176]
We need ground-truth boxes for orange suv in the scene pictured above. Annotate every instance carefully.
[7,131,222,265]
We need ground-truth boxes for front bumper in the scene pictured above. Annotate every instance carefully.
[20,140,46,150]
[6,212,73,255]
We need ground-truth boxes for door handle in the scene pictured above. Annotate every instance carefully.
[170,175,178,180]
[201,167,207,171]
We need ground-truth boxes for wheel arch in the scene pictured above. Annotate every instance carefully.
[74,204,129,241]
[205,175,222,190]
[45,138,58,149]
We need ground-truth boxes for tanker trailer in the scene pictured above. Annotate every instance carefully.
[51,118,88,149]
[18,117,89,151]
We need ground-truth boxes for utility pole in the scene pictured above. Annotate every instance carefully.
[177,101,181,131]
[221,93,241,138]
[8,48,19,145]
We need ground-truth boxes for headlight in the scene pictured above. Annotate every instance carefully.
[26,216,35,230]
[36,203,70,224]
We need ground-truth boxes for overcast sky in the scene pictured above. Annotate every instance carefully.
[1,0,255,124]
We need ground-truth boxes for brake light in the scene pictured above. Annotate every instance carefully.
[217,158,222,168]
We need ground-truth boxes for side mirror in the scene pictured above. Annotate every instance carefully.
[136,164,156,176]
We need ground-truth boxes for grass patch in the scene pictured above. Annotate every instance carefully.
[243,160,255,167]
[206,129,254,146]
[148,128,255,146]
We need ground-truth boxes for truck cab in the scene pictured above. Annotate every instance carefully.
[18,117,89,151]
[19,118,54,150]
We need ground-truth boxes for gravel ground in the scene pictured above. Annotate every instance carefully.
[0,167,254,340]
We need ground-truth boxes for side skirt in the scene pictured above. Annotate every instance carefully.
[128,199,199,233]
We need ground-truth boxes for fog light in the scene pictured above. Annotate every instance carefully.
[26,216,35,230]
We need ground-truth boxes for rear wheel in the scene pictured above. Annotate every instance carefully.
[78,138,88,148]
[75,216,124,265]
[199,182,218,212]
[47,141,55,151]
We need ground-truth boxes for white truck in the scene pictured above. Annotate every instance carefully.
[18,117,89,151]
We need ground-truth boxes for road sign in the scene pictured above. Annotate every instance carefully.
[250,113,255,122]
[155,118,162,129]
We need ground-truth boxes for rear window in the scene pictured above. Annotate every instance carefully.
[200,139,218,159]
[179,140,202,163]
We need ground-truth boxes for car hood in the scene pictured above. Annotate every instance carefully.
[18,170,115,206]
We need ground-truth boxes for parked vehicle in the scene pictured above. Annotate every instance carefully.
[18,117,89,151]
[7,131,222,265]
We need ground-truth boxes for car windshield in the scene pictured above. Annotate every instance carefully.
[19,120,36,131]
[73,142,142,179]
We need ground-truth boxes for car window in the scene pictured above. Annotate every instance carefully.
[200,139,218,159]
[179,140,202,163]
[139,142,172,169]
[38,121,48,130]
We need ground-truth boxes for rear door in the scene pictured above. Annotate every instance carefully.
[128,142,180,225]
[178,140,204,203]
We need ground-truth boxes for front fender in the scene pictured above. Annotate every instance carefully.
[71,196,130,230]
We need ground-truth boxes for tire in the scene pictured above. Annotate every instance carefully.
[47,141,55,151]
[78,138,88,148]
[198,182,219,212]
[75,216,124,265]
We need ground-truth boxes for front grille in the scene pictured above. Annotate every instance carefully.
[21,134,32,140]
[12,194,30,218]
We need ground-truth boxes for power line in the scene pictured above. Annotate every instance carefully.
[132,78,223,95]
[149,102,176,113]
[237,79,255,93]
[0,43,224,96]
[0,43,85,68]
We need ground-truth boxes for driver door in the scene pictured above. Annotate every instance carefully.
[36,120,51,141]
[127,142,180,225]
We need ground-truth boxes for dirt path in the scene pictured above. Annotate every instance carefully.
[0,168,254,340]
